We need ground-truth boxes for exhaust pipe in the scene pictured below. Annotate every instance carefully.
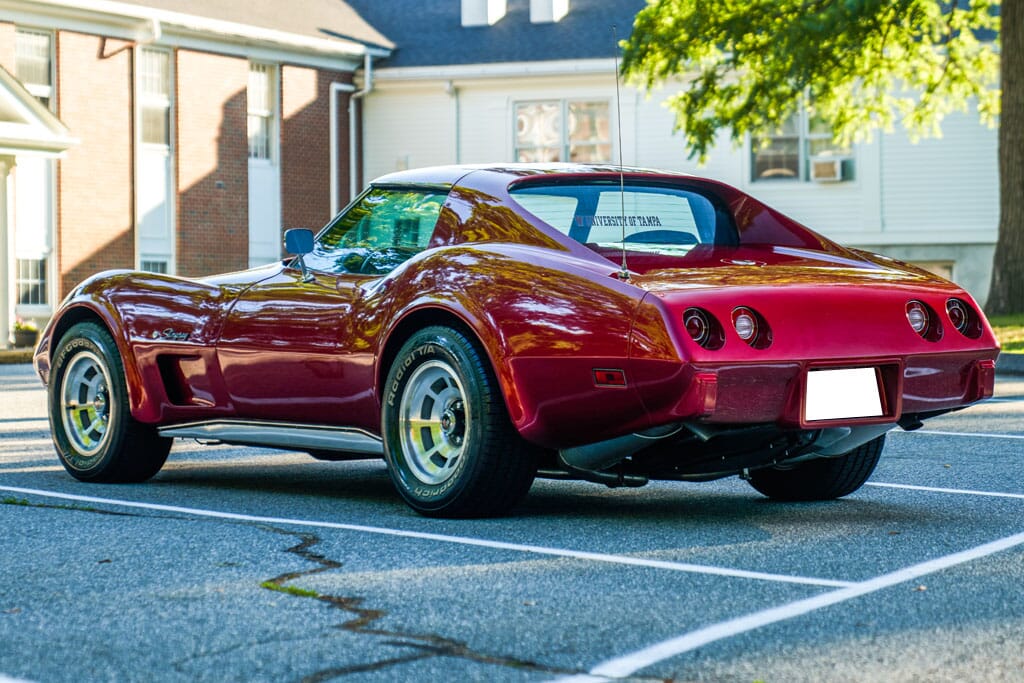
[809,423,896,456]
[558,423,683,472]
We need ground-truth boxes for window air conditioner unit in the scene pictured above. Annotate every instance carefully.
[809,156,850,182]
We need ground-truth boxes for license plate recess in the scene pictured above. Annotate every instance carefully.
[804,367,884,422]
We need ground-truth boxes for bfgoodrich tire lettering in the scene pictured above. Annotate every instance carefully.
[48,321,171,483]
[747,435,885,501]
[382,326,537,517]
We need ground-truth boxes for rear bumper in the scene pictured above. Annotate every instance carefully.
[634,351,997,429]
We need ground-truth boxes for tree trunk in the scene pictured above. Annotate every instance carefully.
[987,0,1024,316]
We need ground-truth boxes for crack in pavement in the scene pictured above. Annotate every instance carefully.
[258,526,586,681]
[1,496,137,517]
[2,497,594,680]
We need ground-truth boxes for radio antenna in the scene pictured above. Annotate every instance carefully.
[612,25,630,282]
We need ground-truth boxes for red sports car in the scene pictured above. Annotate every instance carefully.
[34,164,999,517]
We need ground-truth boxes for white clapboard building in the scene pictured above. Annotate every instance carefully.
[348,0,998,303]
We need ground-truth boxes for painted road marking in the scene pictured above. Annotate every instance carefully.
[556,528,1024,682]
[868,482,1024,500]
[907,430,1024,440]
[0,485,852,588]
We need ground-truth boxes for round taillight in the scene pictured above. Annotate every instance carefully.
[906,301,929,336]
[684,308,710,346]
[682,308,724,350]
[946,298,971,335]
[733,307,758,342]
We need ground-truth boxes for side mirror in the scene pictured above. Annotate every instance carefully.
[284,228,314,255]
[284,228,315,282]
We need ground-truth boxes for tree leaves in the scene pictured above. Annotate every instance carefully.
[621,0,1001,162]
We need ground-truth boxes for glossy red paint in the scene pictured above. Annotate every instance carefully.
[34,164,999,456]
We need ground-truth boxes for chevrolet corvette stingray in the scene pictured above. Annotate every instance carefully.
[33,164,999,517]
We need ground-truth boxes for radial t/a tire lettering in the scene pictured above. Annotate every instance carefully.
[382,326,538,518]
[747,435,885,501]
[48,321,171,483]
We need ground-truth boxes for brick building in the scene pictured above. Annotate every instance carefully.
[1,0,391,346]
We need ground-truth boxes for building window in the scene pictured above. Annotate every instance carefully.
[751,110,851,182]
[14,29,56,310]
[15,29,53,110]
[140,260,168,274]
[16,258,47,306]
[912,261,955,282]
[139,49,171,146]
[248,63,276,160]
[514,100,611,163]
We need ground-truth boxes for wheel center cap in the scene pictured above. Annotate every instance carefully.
[440,400,465,442]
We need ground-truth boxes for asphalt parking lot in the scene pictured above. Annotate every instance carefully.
[1,362,1023,682]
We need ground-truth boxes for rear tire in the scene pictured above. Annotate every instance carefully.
[48,321,171,483]
[382,326,537,517]
[747,435,885,501]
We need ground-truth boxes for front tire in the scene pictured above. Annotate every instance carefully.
[49,321,171,483]
[382,326,537,517]
[747,435,885,501]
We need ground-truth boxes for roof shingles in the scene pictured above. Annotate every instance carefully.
[344,0,645,68]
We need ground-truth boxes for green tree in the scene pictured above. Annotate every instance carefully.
[622,0,1021,316]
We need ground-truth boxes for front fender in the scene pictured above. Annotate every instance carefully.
[39,270,243,424]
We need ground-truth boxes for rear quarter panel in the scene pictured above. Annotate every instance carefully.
[382,243,656,449]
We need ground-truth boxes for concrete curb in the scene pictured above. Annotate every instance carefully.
[0,350,33,365]
[996,352,1024,376]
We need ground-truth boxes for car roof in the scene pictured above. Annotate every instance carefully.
[370,163,697,188]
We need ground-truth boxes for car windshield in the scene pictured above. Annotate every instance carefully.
[306,187,447,275]
[509,182,737,256]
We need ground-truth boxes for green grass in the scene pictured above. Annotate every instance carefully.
[260,581,319,598]
[989,314,1024,353]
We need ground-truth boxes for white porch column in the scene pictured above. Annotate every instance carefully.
[0,155,14,348]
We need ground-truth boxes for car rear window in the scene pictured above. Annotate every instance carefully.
[509,182,737,254]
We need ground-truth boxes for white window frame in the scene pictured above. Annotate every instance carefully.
[138,48,172,148]
[750,108,852,183]
[13,27,57,316]
[14,28,55,110]
[513,99,612,164]
[247,62,279,164]
[133,45,176,275]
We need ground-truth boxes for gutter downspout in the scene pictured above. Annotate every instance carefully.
[330,82,356,216]
[1,157,13,348]
[349,53,374,205]
[445,80,460,164]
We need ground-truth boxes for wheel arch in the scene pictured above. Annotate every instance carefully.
[378,306,524,428]
[49,305,112,359]
[45,304,148,422]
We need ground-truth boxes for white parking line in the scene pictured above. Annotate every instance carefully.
[556,528,1024,682]
[867,482,1024,500]
[0,485,852,588]
[910,429,1024,440]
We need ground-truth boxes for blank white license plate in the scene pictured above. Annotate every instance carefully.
[804,367,883,422]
